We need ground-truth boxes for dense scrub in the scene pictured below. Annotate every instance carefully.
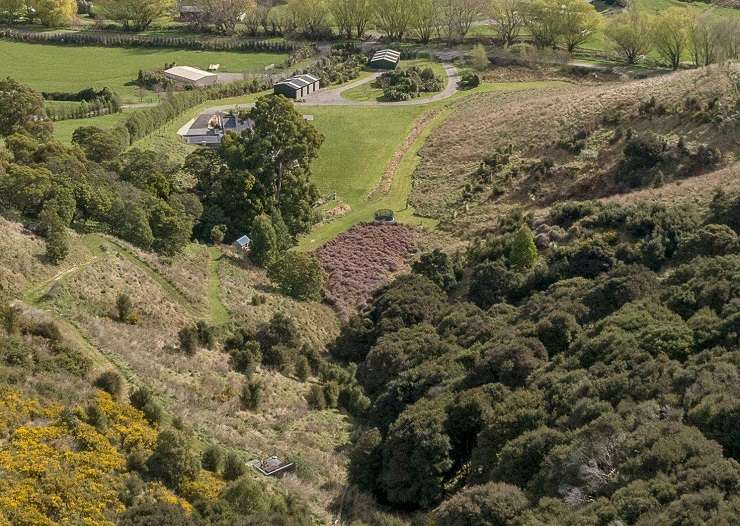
[333,190,740,524]
[316,223,417,320]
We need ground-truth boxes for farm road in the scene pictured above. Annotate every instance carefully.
[301,63,460,106]
[186,64,460,116]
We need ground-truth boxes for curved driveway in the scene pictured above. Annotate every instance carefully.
[300,63,460,107]
[183,63,461,122]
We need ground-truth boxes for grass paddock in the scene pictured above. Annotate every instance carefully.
[0,40,288,103]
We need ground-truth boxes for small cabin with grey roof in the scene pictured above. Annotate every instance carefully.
[370,49,401,70]
[273,74,320,99]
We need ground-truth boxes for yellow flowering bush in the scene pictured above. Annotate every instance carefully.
[0,389,159,526]
[180,470,227,503]
[95,391,157,452]
[141,482,194,514]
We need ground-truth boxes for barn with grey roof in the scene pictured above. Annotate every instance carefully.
[273,74,320,99]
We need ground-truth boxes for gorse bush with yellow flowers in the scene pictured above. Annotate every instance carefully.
[0,389,163,526]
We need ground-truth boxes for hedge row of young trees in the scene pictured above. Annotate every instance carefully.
[329,189,740,523]
[0,27,297,52]
[45,97,121,121]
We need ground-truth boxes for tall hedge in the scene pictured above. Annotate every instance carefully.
[0,29,297,52]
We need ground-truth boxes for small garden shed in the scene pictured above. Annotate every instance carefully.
[273,74,320,99]
[233,235,251,251]
[370,49,401,70]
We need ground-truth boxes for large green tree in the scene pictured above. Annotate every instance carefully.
[0,77,46,137]
[373,0,415,39]
[268,251,325,301]
[29,0,76,26]
[329,0,372,38]
[249,214,279,267]
[604,6,653,65]
[221,94,323,236]
[651,8,691,70]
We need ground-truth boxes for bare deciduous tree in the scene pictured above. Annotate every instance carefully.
[489,0,524,47]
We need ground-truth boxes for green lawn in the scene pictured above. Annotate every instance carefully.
[52,111,133,143]
[0,40,288,103]
[342,60,448,102]
[307,105,427,205]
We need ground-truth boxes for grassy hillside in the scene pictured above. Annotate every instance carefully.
[411,64,740,236]
[0,220,345,521]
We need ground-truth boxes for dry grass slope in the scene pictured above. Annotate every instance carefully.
[412,64,739,237]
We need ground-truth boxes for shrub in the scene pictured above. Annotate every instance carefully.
[435,482,529,526]
[223,452,246,481]
[147,429,201,489]
[116,293,133,323]
[239,380,263,411]
[459,71,481,89]
[509,225,538,269]
[117,501,196,526]
[220,475,271,515]
[178,326,199,356]
[210,224,227,244]
[616,133,666,188]
[307,384,327,410]
[202,444,225,474]
[412,249,461,291]
[229,341,262,377]
[129,387,163,425]
[470,44,490,71]
[94,370,124,399]
[295,356,310,382]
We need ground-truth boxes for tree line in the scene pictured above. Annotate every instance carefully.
[603,5,740,68]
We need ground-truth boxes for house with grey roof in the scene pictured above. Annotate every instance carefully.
[178,110,254,146]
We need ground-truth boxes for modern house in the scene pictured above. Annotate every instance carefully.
[177,110,254,146]
[164,66,218,87]
[370,49,401,70]
[273,74,320,100]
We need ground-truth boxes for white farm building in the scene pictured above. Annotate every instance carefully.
[164,66,218,87]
